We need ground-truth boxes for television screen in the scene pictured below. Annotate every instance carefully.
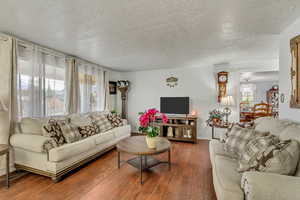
[160,97,190,114]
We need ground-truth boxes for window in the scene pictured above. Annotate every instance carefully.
[240,83,256,106]
[17,42,67,119]
[77,61,105,113]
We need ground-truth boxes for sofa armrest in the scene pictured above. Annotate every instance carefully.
[241,171,300,200]
[10,133,56,153]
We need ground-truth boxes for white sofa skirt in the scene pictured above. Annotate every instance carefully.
[11,125,131,174]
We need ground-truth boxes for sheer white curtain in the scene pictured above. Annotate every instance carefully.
[77,59,105,113]
[16,41,67,119]
[103,71,110,111]
[66,57,80,114]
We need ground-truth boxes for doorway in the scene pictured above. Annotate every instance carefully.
[239,71,279,122]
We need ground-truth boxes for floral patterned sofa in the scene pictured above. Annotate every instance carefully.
[10,112,131,182]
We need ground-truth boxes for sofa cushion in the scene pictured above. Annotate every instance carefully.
[69,114,92,126]
[42,119,66,146]
[255,139,299,175]
[213,155,244,200]
[48,136,95,162]
[10,133,57,153]
[20,118,43,135]
[255,117,293,136]
[209,140,237,159]
[77,124,100,138]
[59,122,82,143]
[114,125,131,139]
[224,125,268,158]
[238,135,279,172]
[92,114,113,132]
[239,134,300,176]
[95,131,115,145]
[279,125,300,177]
[107,114,123,127]
[280,125,300,144]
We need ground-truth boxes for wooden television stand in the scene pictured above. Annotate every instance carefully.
[154,115,198,143]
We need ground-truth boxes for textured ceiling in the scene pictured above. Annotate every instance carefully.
[1,0,300,71]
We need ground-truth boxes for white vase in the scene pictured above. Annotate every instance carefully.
[146,136,157,149]
[167,127,173,137]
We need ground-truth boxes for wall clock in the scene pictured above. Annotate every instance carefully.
[166,76,178,88]
[217,71,228,102]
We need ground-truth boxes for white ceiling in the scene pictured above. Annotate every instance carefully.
[1,0,300,72]
[240,71,279,83]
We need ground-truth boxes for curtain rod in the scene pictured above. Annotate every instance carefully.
[17,40,66,58]
[0,32,115,73]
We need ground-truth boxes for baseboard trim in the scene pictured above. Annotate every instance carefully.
[0,164,15,177]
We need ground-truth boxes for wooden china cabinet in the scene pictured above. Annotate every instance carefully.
[266,85,279,118]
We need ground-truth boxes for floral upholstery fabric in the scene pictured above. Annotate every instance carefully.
[42,138,59,152]
[77,124,100,138]
[42,119,66,147]
[107,114,123,127]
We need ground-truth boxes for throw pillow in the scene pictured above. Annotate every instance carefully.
[224,124,269,158]
[253,139,299,175]
[42,119,66,147]
[77,124,100,138]
[20,118,43,135]
[68,114,93,127]
[91,114,113,132]
[59,121,82,143]
[107,114,123,127]
[42,138,59,152]
[238,137,300,175]
[237,134,279,172]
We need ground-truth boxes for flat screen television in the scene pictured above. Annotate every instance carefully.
[160,97,190,114]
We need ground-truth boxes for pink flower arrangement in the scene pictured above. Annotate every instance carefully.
[139,108,168,127]
[139,108,168,137]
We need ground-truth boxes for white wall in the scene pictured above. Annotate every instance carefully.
[254,81,278,104]
[279,16,300,120]
[123,67,239,139]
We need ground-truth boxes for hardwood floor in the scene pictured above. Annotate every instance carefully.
[0,140,217,200]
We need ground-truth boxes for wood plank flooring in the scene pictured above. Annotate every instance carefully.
[0,140,216,200]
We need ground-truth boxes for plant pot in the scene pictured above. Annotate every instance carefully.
[146,136,157,149]
[212,118,220,125]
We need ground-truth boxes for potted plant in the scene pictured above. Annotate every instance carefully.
[138,108,168,148]
[206,109,225,126]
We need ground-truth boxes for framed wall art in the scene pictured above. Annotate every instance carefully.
[290,35,300,108]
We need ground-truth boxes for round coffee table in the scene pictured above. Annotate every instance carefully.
[116,136,171,184]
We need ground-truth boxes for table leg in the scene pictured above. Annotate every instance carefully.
[118,151,120,169]
[140,155,143,184]
[6,151,9,188]
[168,149,171,170]
[145,155,147,168]
[212,126,215,139]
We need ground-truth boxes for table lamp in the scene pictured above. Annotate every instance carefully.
[220,96,235,124]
